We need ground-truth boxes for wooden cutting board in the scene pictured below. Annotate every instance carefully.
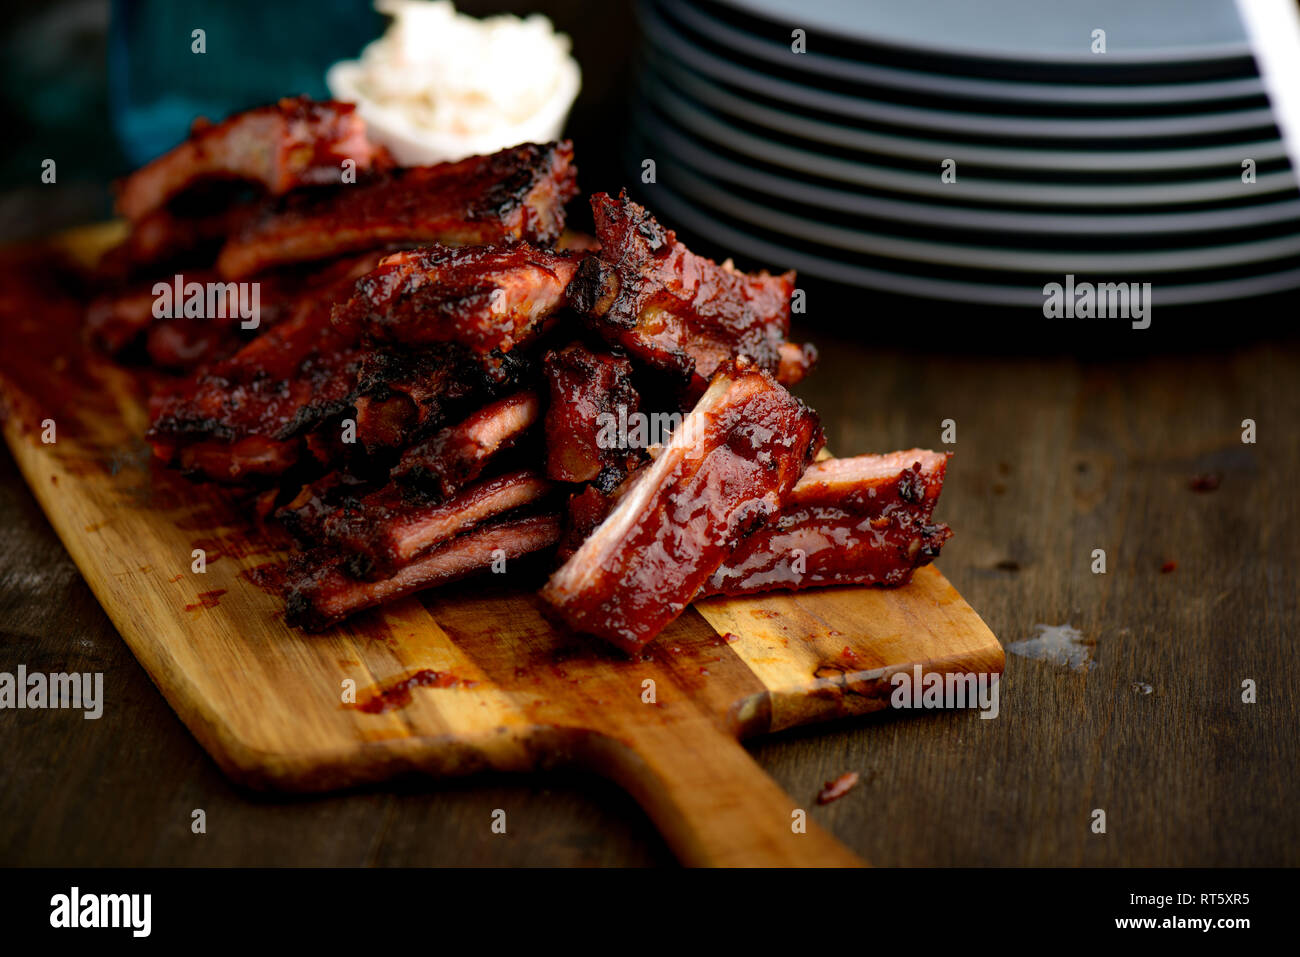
[0,225,1003,867]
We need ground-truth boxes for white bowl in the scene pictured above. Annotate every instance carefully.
[325,56,581,165]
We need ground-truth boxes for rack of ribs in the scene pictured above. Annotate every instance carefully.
[115,97,388,222]
[284,512,562,632]
[568,191,815,396]
[541,359,824,653]
[217,141,578,278]
[703,451,953,596]
[147,226,573,478]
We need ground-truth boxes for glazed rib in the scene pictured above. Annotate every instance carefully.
[335,244,580,354]
[217,141,578,278]
[543,340,648,559]
[116,97,386,222]
[542,341,643,484]
[284,512,562,632]
[145,253,383,481]
[277,389,540,545]
[541,359,823,653]
[703,451,953,596]
[320,469,555,578]
[568,191,812,394]
[350,349,485,452]
[391,390,542,498]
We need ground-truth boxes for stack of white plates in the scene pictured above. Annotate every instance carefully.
[631,0,1300,306]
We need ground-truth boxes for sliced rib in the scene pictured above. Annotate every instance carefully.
[277,470,381,544]
[568,191,812,394]
[217,141,578,278]
[320,470,555,578]
[542,341,644,484]
[334,244,580,354]
[145,253,383,481]
[541,359,823,653]
[390,390,542,498]
[116,97,387,222]
[350,349,483,452]
[284,513,561,632]
[703,451,953,596]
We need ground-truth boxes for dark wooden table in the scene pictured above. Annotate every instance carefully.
[2,332,1296,866]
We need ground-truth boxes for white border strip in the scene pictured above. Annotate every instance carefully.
[1236,0,1300,172]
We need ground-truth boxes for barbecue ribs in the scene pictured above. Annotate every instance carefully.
[541,341,643,484]
[284,512,561,632]
[320,469,555,579]
[145,253,383,481]
[350,348,486,452]
[217,141,578,278]
[703,450,953,596]
[390,390,542,498]
[568,191,813,395]
[541,358,823,653]
[334,244,580,354]
[89,102,963,644]
[116,97,387,222]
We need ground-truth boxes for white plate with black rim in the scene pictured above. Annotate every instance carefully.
[713,0,1252,68]
[628,124,1300,305]
[640,105,1300,236]
[642,60,1290,174]
[639,0,1277,140]
[657,0,1266,106]
[637,75,1299,206]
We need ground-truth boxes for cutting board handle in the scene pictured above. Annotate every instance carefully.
[582,719,865,867]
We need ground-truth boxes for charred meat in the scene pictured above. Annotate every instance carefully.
[320,469,555,579]
[217,141,578,278]
[89,102,958,645]
[334,244,580,354]
[284,512,561,632]
[390,390,541,499]
[568,191,812,395]
[116,97,387,222]
[145,253,383,481]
